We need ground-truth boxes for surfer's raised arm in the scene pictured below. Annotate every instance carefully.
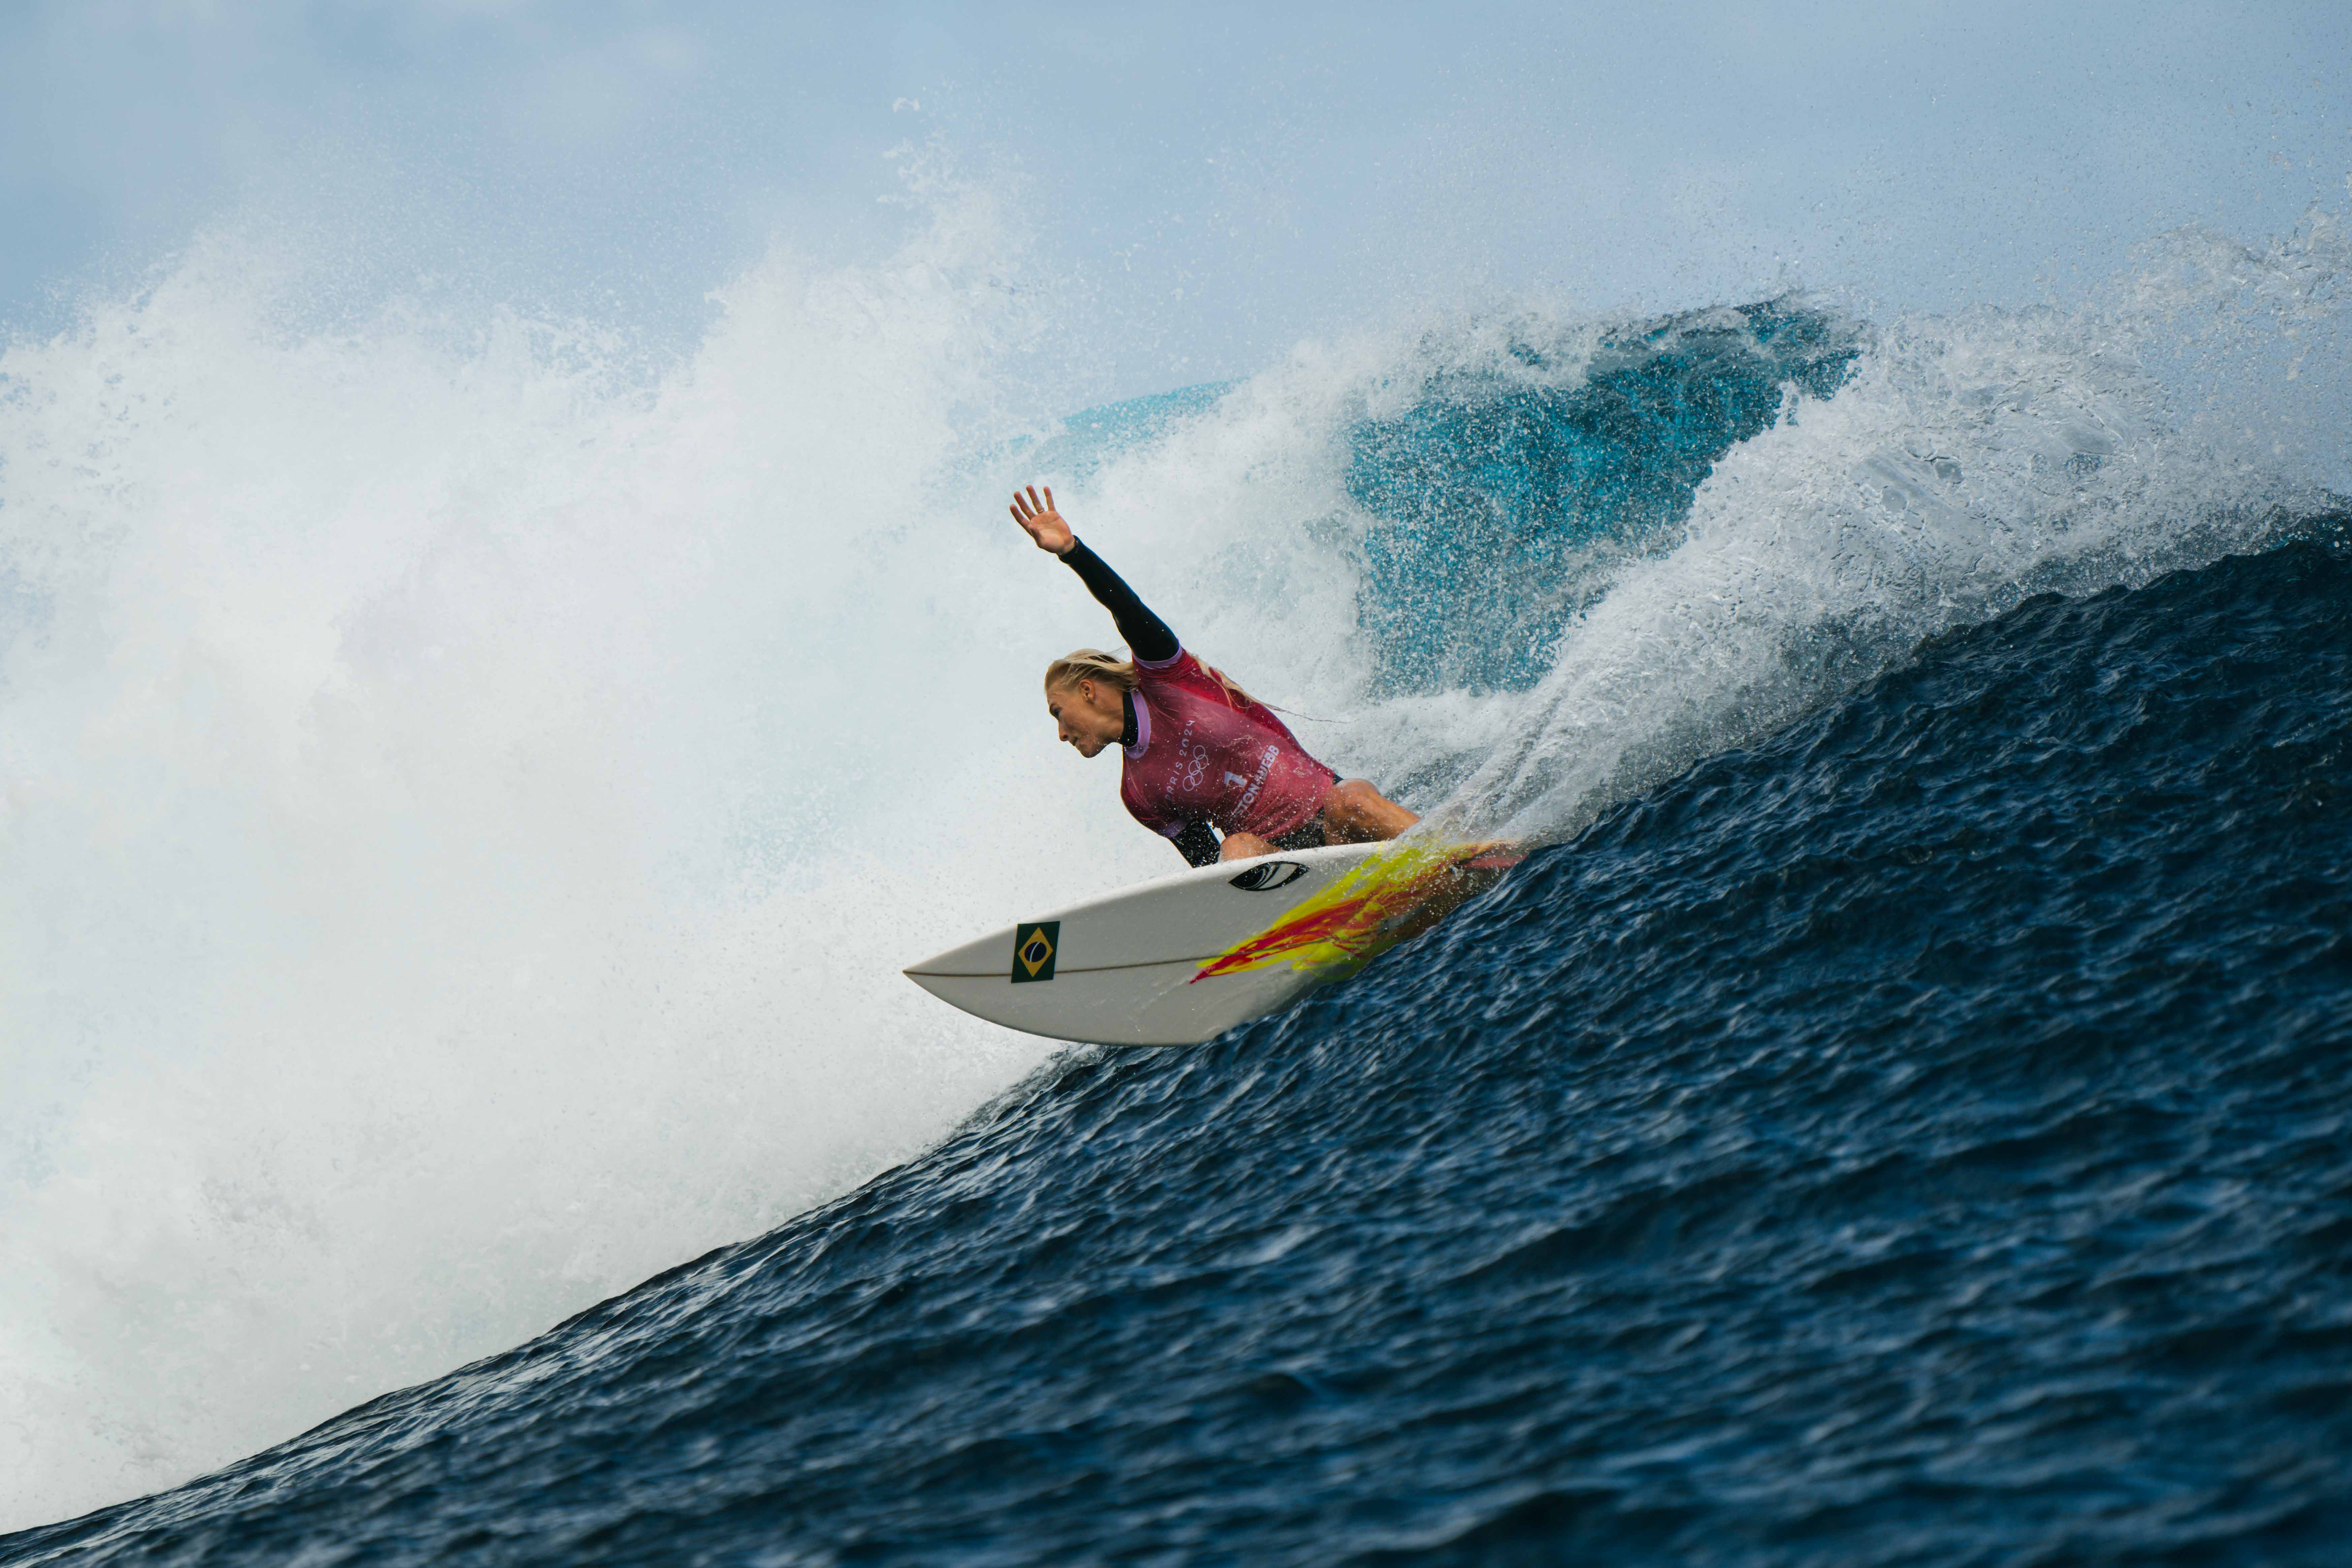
[1009,485,1179,663]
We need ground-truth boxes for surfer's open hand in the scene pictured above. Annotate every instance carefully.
[1010,485,1075,556]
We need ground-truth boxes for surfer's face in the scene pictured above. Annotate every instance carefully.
[1048,678,1126,757]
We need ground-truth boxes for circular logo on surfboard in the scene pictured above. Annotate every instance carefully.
[1228,861,1307,892]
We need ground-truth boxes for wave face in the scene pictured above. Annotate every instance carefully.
[10,534,2350,1566]
[3,200,2350,1552]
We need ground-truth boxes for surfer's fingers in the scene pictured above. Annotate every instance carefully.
[1043,484,1055,515]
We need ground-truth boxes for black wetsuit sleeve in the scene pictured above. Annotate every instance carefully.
[1172,821,1222,868]
[1060,540,1180,663]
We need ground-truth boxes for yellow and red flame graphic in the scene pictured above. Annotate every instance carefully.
[1191,841,1525,984]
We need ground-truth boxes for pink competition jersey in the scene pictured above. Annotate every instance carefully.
[1120,649,1337,842]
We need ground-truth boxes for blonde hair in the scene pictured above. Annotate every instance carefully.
[1044,648,1254,707]
[1044,649,1140,695]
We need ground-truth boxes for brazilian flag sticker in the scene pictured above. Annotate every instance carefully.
[1010,921,1059,983]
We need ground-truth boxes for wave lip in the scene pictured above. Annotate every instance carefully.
[1346,297,1860,697]
[1429,294,2342,844]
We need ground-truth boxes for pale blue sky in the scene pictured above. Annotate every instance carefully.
[4,1,2347,395]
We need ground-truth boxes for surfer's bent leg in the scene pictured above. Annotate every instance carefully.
[1317,780,1419,843]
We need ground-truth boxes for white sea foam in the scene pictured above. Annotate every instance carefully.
[3,193,2344,1529]
[0,195,1135,1528]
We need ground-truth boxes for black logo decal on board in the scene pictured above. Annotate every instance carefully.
[1228,861,1307,892]
[1010,921,1060,983]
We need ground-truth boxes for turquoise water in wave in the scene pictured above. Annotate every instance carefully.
[1348,299,1858,697]
[5,280,2348,1563]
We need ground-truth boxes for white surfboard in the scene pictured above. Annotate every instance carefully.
[904,840,1523,1047]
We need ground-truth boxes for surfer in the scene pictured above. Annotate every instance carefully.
[1012,485,1419,867]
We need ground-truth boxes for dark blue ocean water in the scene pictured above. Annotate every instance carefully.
[7,313,2350,1566]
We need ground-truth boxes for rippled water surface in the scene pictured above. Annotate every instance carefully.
[10,532,2348,1567]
